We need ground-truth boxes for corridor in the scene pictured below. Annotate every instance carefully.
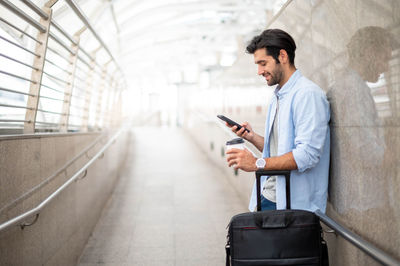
[1,0,399,265]
[78,127,247,265]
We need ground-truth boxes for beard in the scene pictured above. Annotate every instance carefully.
[266,64,283,86]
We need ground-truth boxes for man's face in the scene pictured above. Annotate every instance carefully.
[254,48,283,86]
[367,48,392,82]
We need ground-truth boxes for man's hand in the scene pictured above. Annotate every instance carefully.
[226,121,255,142]
[226,148,257,172]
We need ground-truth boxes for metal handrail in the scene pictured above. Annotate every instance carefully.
[47,46,70,62]
[50,20,77,46]
[49,31,76,55]
[39,94,64,102]
[0,87,35,97]
[0,35,40,57]
[36,108,64,115]
[0,103,33,110]
[0,119,30,123]
[40,83,65,94]
[42,73,70,88]
[0,126,126,233]
[44,58,72,75]
[0,17,41,43]
[0,52,40,70]
[42,70,70,85]
[64,0,122,73]
[77,54,92,69]
[0,69,37,84]
[21,0,49,20]
[22,0,48,19]
[315,210,399,266]
[199,111,399,265]
[77,45,95,62]
[34,121,60,126]
[0,133,103,214]
[0,0,125,132]
[0,0,46,33]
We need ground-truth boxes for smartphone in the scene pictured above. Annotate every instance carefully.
[217,115,250,133]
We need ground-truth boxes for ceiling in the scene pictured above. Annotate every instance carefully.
[45,0,286,89]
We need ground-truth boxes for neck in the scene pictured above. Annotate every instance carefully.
[279,65,297,87]
[349,62,368,81]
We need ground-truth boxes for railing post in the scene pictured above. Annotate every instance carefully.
[45,0,59,8]
[106,73,116,127]
[81,49,97,131]
[116,85,123,127]
[23,6,52,133]
[95,62,110,130]
[59,34,79,132]
[111,84,121,128]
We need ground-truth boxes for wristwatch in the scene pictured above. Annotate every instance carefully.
[255,158,266,169]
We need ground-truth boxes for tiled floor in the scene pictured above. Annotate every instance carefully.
[77,127,247,266]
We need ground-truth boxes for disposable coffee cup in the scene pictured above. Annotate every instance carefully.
[226,138,245,151]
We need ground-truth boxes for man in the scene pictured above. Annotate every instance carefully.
[225,29,330,213]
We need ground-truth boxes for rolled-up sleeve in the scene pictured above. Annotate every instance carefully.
[292,88,330,172]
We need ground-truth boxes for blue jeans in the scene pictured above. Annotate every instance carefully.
[261,195,276,210]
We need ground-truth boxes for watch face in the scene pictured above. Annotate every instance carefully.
[256,158,265,168]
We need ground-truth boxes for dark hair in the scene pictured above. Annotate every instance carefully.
[347,26,397,61]
[246,29,296,65]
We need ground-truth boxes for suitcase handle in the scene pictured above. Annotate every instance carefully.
[254,211,294,228]
[255,170,291,211]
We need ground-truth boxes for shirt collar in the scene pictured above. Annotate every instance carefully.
[274,69,302,97]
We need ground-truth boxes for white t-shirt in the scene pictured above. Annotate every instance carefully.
[262,96,278,202]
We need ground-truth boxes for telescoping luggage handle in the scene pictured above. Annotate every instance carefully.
[255,170,291,211]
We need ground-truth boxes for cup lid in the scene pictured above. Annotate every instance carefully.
[226,138,244,145]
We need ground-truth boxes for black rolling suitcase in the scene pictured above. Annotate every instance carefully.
[225,170,328,266]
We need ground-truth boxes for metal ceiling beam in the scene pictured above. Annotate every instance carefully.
[0,0,46,32]
[118,1,264,31]
[119,11,258,47]
[117,0,234,21]
[64,0,122,73]
[109,0,120,34]
[119,22,252,54]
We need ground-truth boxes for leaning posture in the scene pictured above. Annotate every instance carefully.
[226,29,330,212]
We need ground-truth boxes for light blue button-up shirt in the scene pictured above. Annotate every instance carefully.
[249,70,330,213]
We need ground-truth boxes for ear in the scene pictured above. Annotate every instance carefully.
[279,49,289,64]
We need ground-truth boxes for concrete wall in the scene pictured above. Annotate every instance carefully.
[0,129,131,265]
[184,0,399,265]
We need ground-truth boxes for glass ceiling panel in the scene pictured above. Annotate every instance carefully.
[27,0,287,90]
